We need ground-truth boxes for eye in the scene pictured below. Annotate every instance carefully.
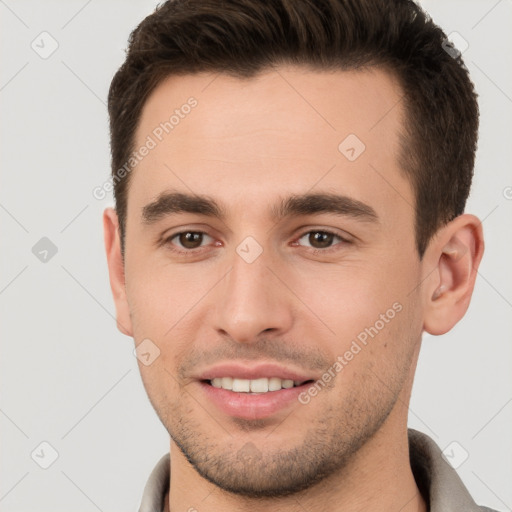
[165,231,214,252]
[295,230,347,251]
[162,228,349,256]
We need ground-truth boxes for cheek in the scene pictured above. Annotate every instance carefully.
[124,257,207,338]
[124,237,420,351]
[299,265,398,328]
[298,259,419,358]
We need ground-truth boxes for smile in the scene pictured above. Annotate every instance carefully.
[208,377,312,393]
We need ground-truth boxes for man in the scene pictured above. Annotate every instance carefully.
[103,0,496,511]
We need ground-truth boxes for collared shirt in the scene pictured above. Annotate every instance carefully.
[138,428,499,512]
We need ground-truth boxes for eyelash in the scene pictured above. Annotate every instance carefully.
[162,229,350,256]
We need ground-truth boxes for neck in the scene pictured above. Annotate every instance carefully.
[165,421,426,512]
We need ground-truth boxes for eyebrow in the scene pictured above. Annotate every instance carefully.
[141,191,379,225]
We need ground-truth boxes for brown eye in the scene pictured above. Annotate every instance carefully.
[296,230,345,251]
[178,232,203,249]
[167,231,213,251]
[311,232,333,248]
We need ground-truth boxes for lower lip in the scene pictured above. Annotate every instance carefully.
[198,381,312,420]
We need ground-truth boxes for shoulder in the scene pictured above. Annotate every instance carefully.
[408,429,501,512]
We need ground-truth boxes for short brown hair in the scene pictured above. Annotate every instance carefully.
[108,0,478,258]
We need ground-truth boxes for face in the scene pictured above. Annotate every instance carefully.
[116,66,426,496]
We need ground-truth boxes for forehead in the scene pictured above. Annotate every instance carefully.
[129,65,412,224]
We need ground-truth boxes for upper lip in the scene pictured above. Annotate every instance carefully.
[195,362,317,383]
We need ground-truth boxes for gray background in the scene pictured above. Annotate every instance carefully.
[1,0,511,510]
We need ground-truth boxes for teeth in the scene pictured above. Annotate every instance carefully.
[250,378,268,393]
[282,379,294,389]
[210,377,302,393]
[232,378,250,392]
[221,377,233,390]
[268,377,282,391]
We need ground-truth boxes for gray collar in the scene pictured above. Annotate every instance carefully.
[407,428,486,512]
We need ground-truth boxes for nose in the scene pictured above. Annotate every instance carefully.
[213,247,294,344]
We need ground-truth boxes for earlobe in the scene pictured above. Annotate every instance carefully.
[423,214,484,336]
[103,207,133,337]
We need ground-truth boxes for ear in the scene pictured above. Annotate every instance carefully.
[422,214,484,336]
[103,207,133,337]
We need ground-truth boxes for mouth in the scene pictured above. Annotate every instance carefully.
[198,377,316,420]
[203,377,315,394]
[195,362,319,420]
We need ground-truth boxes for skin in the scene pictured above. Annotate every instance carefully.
[104,65,484,512]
